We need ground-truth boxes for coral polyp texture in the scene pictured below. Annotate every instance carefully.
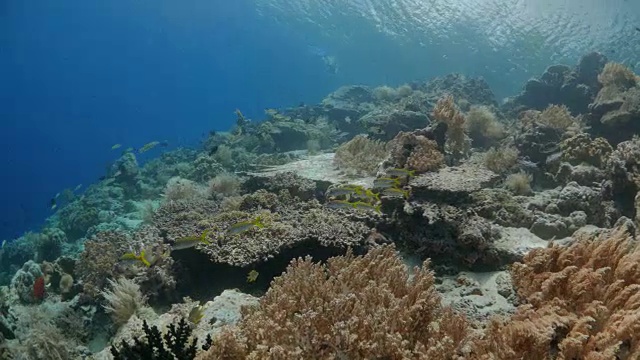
[2,51,640,359]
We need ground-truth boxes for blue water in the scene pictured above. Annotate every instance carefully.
[2,0,640,240]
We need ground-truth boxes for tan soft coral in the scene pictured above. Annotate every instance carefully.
[389,131,444,173]
[432,95,469,159]
[198,245,469,360]
[471,225,640,359]
[333,135,388,176]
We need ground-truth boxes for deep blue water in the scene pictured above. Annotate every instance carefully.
[2,0,639,241]
[0,0,339,240]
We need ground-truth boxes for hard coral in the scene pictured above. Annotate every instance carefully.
[76,231,129,297]
[560,132,613,168]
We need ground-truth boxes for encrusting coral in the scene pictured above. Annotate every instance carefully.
[471,224,640,359]
[198,245,470,359]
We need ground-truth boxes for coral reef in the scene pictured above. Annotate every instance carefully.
[473,224,640,359]
[333,135,388,176]
[198,246,469,359]
[388,131,445,173]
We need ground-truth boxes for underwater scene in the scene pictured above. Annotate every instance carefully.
[3,0,640,359]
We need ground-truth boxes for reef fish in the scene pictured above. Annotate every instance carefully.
[386,168,416,178]
[352,201,382,213]
[247,270,259,283]
[381,187,410,199]
[227,217,265,235]
[173,230,211,250]
[111,144,122,150]
[138,141,161,153]
[120,251,151,267]
[188,304,206,325]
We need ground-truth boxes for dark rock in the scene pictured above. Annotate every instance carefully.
[502,52,607,116]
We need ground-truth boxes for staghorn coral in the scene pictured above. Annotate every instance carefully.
[432,95,469,159]
[102,277,148,326]
[389,131,445,173]
[471,225,640,359]
[560,132,613,168]
[198,245,469,360]
[333,135,388,176]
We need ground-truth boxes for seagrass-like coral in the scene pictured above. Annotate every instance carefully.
[198,245,469,359]
[537,104,579,131]
[483,146,519,174]
[471,225,640,359]
[465,105,504,147]
[333,135,388,176]
[102,277,148,326]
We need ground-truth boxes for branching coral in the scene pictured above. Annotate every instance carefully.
[333,135,388,176]
[389,131,445,173]
[198,245,469,359]
[471,225,640,359]
[432,95,469,159]
[102,277,148,326]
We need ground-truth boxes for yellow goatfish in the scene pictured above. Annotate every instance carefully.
[173,230,211,250]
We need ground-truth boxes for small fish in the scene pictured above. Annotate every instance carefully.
[138,141,160,153]
[74,184,83,192]
[227,216,265,235]
[54,192,61,199]
[50,198,57,210]
[98,175,107,181]
[120,251,151,267]
[173,230,211,250]
[381,187,410,199]
[188,304,206,325]
[325,186,360,198]
[1,240,6,249]
[386,168,416,178]
[265,108,279,116]
[111,144,122,150]
[247,270,259,283]
[326,200,355,209]
[353,188,381,202]
[373,178,401,189]
[636,27,640,32]
[352,201,382,213]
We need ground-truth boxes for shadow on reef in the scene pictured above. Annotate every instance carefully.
[171,239,366,300]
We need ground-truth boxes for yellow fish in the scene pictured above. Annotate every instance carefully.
[227,216,265,235]
[188,304,206,325]
[247,270,259,283]
[352,201,382,213]
[173,230,211,250]
[138,141,160,153]
[120,251,151,267]
[111,144,122,150]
